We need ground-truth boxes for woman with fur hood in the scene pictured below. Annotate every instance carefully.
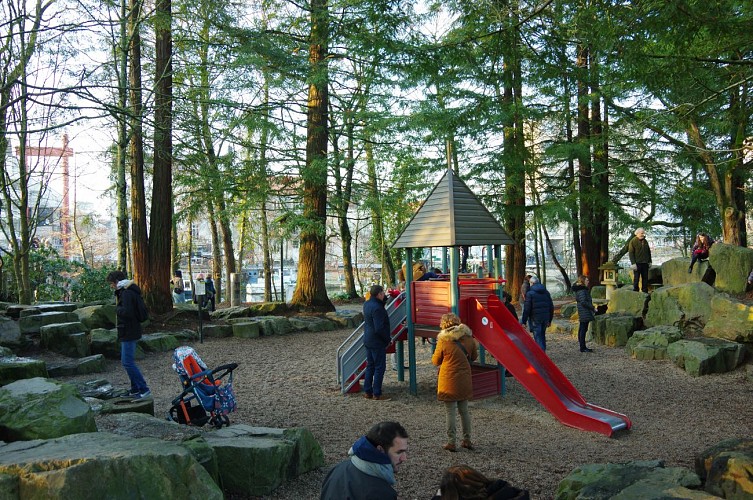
[432,313,478,452]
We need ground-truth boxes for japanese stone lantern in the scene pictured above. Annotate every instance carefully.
[599,261,622,300]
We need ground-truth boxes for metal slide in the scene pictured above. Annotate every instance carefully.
[337,292,407,394]
[467,294,631,437]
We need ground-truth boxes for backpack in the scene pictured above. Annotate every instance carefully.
[134,293,149,322]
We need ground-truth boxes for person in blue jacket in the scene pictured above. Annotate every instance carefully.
[321,421,409,500]
[520,276,554,351]
[362,284,391,400]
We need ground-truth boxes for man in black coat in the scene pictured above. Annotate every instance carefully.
[362,285,391,400]
[520,276,554,352]
[107,270,151,399]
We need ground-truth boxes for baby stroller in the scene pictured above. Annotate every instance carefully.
[167,346,238,428]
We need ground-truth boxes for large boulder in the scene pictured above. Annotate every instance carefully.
[138,333,180,353]
[606,288,649,317]
[40,322,90,357]
[202,324,232,338]
[709,242,753,294]
[0,356,48,385]
[0,432,222,499]
[211,306,253,321]
[252,316,294,336]
[97,413,215,483]
[0,317,22,350]
[76,304,116,330]
[231,321,261,339]
[547,319,578,338]
[90,329,145,360]
[203,424,324,497]
[46,354,107,378]
[592,313,641,347]
[28,303,78,314]
[644,282,716,333]
[559,303,577,320]
[695,438,753,499]
[0,377,96,441]
[555,460,705,499]
[289,316,337,332]
[19,311,79,334]
[704,294,753,343]
[626,326,683,361]
[325,310,364,328]
[667,338,746,376]
[662,257,711,286]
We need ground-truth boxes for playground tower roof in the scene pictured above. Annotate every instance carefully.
[392,169,515,249]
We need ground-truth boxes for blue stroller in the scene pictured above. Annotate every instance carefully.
[167,346,238,428]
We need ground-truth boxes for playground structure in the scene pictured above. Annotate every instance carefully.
[336,169,631,437]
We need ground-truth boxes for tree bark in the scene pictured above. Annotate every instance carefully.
[291,0,334,311]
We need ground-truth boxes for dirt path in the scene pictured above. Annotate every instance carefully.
[53,314,750,499]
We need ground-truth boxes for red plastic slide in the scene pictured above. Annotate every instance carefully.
[464,295,631,437]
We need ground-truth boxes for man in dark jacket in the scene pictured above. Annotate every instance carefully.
[520,276,554,351]
[107,270,150,399]
[362,284,391,400]
[321,421,409,500]
[628,227,652,293]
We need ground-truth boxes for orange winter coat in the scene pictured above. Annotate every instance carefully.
[432,324,478,402]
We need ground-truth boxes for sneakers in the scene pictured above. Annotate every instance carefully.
[363,393,373,400]
[580,348,594,353]
[134,389,151,399]
[460,440,474,450]
[443,443,457,452]
[373,395,391,401]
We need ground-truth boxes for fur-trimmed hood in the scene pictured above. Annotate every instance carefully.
[437,323,472,342]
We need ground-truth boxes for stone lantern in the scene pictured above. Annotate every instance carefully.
[599,261,622,300]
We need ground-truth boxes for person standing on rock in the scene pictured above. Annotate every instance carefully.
[628,227,652,293]
[520,276,554,351]
[320,421,409,500]
[362,284,391,401]
[107,270,151,399]
[572,275,596,353]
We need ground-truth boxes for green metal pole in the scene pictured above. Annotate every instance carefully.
[450,247,460,315]
[405,249,417,395]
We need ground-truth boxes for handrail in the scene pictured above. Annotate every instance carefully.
[336,291,406,386]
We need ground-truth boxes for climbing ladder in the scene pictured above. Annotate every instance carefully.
[336,292,407,394]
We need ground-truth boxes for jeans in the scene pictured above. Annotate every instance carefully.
[363,347,387,396]
[633,263,649,293]
[445,400,471,444]
[121,340,148,393]
[689,252,708,270]
[532,321,547,351]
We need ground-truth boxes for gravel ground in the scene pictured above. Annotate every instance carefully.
[51,307,751,500]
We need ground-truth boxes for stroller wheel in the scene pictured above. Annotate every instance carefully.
[212,416,224,429]
[222,415,230,427]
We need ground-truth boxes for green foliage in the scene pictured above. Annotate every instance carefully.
[70,265,117,303]
[29,246,75,302]
[26,246,115,303]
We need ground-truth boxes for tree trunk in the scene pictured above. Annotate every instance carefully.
[291,0,334,311]
[143,0,174,314]
[364,130,395,288]
[502,1,526,304]
[116,0,129,273]
[576,42,599,283]
[128,0,149,287]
